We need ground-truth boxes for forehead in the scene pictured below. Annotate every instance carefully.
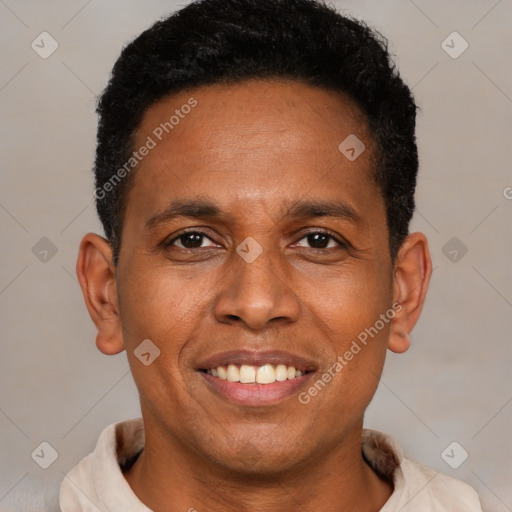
[135,78,371,157]
[126,79,380,225]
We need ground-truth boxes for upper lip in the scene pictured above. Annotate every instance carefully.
[196,350,317,373]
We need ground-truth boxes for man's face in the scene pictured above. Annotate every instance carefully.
[116,79,395,473]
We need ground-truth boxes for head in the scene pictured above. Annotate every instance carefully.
[78,0,431,477]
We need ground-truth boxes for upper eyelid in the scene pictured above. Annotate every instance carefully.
[291,230,346,249]
[167,228,219,246]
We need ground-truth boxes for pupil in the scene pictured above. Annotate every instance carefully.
[308,233,328,249]
[181,233,203,248]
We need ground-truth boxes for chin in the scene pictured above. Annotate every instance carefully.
[204,441,309,478]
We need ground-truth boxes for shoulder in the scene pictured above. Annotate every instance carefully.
[60,418,146,511]
[399,457,482,511]
[362,429,482,512]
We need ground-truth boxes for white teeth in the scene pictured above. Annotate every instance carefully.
[275,364,288,381]
[256,364,275,384]
[227,364,240,382]
[207,363,307,384]
[239,364,256,383]
[286,366,296,380]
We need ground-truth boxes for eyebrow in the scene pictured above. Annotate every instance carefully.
[145,199,222,229]
[145,198,360,230]
[286,199,360,223]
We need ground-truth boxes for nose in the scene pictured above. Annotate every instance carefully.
[213,247,301,330]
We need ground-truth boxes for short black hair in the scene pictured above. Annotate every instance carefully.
[94,0,418,264]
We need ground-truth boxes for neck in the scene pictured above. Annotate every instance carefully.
[124,418,393,512]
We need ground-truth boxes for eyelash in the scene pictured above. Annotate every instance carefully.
[164,228,347,251]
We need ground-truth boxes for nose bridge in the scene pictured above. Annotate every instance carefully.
[213,239,300,329]
[236,241,278,293]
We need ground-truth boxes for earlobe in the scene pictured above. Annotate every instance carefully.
[388,328,410,354]
[76,233,125,355]
[387,232,432,354]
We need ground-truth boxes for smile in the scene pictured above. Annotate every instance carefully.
[202,363,307,384]
[198,368,315,406]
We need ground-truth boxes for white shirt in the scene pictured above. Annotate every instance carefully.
[59,418,482,511]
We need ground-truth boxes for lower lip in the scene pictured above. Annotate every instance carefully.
[198,371,314,406]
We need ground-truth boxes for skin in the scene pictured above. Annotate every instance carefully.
[77,79,431,511]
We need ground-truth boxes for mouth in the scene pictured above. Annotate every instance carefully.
[196,350,317,406]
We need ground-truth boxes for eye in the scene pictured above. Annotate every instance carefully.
[294,231,344,250]
[164,229,345,251]
[167,230,218,249]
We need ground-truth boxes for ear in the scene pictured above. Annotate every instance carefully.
[388,232,432,354]
[76,233,125,355]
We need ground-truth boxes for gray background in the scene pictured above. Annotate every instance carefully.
[0,0,511,510]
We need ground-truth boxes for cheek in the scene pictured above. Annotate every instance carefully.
[117,265,200,413]
[299,323,388,430]
[304,261,393,341]
[116,261,215,395]
[117,261,206,344]
[299,263,392,406]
